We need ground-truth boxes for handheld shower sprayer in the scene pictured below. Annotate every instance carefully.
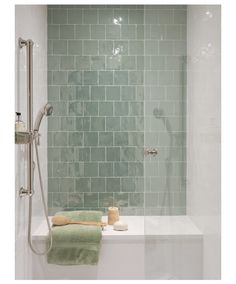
[34,103,53,132]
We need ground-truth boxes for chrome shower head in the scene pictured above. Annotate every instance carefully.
[34,103,53,131]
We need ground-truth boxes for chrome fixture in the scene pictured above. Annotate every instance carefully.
[34,103,53,132]
[18,38,52,255]
[144,148,158,156]
[19,37,34,197]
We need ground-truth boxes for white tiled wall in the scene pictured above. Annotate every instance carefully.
[15,5,47,279]
[187,5,221,279]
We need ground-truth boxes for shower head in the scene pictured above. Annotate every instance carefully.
[34,103,53,131]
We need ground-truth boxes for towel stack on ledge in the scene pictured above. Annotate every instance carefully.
[47,210,103,266]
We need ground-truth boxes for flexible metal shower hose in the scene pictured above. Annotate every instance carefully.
[27,136,52,255]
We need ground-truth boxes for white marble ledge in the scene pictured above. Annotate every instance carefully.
[32,216,202,242]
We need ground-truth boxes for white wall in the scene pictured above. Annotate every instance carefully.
[15,5,47,279]
[187,5,221,279]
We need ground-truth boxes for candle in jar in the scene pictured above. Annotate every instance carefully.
[108,207,119,225]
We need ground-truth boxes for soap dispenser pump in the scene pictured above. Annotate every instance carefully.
[15,112,26,132]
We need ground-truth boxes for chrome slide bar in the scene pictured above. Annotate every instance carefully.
[19,38,34,197]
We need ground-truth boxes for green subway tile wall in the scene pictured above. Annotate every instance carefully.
[48,5,186,215]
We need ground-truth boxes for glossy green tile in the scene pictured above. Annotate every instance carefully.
[60,56,75,70]
[150,56,165,70]
[83,40,98,55]
[75,25,90,39]
[76,147,90,161]
[52,9,67,24]
[91,56,105,70]
[52,192,68,208]
[114,162,128,176]
[60,25,74,39]
[173,41,186,56]
[106,86,120,100]
[75,56,90,70]
[84,192,99,207]
[98,8,114,24]
[129,193,144,207]
[61,147,75,161]
[68,71,82,85]
[67,192,83,207]
[114,132,129,146]
[150,25,165,39]
[53,132,67,146]
[114,71,128,85]
[106,25,120,39]
[60,178,75,193]
[76,178,91,192]
[107,178,120,192]
[48,116,60,131]
[91,117,105,131]
[128,132,144,146]
[91,178,105,192]
[114,9,129,24]
[99,193,114,207]
[83,9,98,24]
[99,71,113,85]
[61,117,75,131]
[99,132,113,146]
[53,162,68,177]
[99,162,113,176]
[114,102,129,116]
[158,9,173,24]
[53,71,67,85]
[106,56,121,70]
[91,147,105,161]
[174,9,186,24]
[129,41,144,55]
[107,147,120,161]
[48,86,60,101]
[114,41,129,55]
[159,41,173,55]
[68,9,82,24]
[48,147,60,161]
[91,25,105,39]
[91,86,105,101]
[76,86,90,100]
[68,101,83,116]
[121,86,136,100]
[106,117,120,131]
[83,71,98,85]
[99,40,113,55]
[76,117,90,131]
[121,177,135,192]
[129,102,143,115]
[145,40,159,55]
[121,117,136,131]
[84,132,98,146]
[121,56,136,70]
[69,132,83,146]
[68,40,82,55]
[84,102,98,116]
[121,25,136,39]
[84,163,98,177]
[48,25,59,39]
[48,178,60,192]
[114,192,128,207]
[166,25,181,40]
[99,102,113,116]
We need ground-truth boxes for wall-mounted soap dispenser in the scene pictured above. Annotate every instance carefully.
[15,112,26,132]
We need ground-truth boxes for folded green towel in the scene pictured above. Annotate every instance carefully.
[47,210,103,265]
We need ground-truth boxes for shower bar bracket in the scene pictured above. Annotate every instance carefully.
[18,37,34,197]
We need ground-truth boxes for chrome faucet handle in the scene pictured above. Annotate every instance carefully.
[144,148,158,157]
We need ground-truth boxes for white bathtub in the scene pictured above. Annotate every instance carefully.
[31,216,203,280]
